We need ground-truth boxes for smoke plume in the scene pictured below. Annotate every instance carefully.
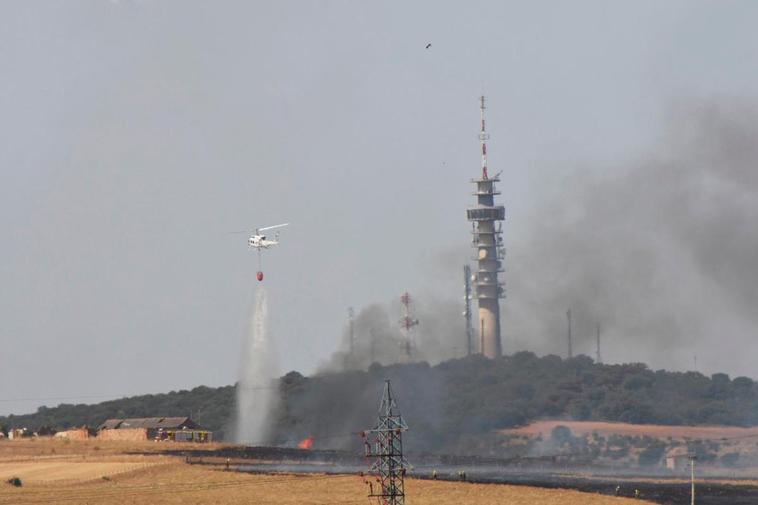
[320,296,466,373]
[503,97,758,376]
[318,98,758,379]
[270,98,758,454]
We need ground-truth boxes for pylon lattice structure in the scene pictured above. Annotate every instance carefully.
[363,380,410,505]
[399,292,419,360]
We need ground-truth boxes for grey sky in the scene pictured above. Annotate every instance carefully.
[2,1,758,416]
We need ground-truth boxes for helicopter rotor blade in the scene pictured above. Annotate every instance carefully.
[256,223,289,233]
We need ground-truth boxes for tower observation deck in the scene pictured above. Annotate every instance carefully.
[466,96,505,359]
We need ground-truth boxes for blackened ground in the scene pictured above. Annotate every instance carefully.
[159,446,758,505]
[452,472,758,505]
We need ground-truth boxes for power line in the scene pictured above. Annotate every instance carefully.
[363,380,409,505]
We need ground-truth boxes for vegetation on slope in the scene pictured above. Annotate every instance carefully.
[2,352,757,450]
[270,352,758,453]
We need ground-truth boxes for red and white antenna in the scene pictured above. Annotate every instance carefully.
[479,95,490,180]
[399,292,419,359]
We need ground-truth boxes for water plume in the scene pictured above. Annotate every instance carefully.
[235,285,278,444]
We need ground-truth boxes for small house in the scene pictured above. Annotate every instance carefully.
[97,417,211,442]
[54,427,90,440]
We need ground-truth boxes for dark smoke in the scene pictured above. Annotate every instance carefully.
[271,362,446,452]
[319,98,758,378]
[271,98,758,456]
[304,297,460,452]
[504,97,758,376]
[319,297,466,373]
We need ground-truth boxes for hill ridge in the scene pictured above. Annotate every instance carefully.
[2,352,757,448]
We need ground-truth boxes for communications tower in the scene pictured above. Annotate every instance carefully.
[466,96,505,358]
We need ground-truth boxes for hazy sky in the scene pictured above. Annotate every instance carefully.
[2,1,758,416]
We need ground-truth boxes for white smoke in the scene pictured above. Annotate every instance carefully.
[235,286,278,444]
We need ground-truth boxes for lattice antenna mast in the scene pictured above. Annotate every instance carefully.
[348,307,355,356]
[463,265,473,356]
[595,322,601,364]
[399,292,419,360]
[364,380,409,505]
[567,309,573,359]
[480,95,490,180]
[369,328,377,364]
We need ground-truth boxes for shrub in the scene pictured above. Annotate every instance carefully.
[638,445,665,466]
[551,425,573,444]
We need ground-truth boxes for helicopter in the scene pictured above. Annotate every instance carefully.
[232,223,289,281]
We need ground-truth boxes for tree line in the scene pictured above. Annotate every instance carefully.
[2,352,757,452]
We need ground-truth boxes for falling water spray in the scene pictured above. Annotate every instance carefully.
[235,285,278,444]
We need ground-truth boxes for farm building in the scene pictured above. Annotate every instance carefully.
[8,428,28,439]
[54,427,91,440]
[665,446,692,470]
[97,417,212,442]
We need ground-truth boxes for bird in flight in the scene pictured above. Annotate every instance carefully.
[425,43,431,49]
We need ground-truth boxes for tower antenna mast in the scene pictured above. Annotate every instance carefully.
[466,96,506,359]
[480,95,490,180]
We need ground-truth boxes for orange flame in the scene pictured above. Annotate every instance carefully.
[297,437,314,450]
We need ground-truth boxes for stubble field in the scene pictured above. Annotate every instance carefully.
[0,439,653,504]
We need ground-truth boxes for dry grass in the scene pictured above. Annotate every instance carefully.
[0,439,174,486]
[0,438,228,460]
[0,459,159,484]
[0,439,654,504]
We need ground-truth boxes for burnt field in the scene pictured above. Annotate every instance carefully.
[459,472,758,505]
[166,445,758,505]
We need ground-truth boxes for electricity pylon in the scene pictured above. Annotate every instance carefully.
[363,380,409,505]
